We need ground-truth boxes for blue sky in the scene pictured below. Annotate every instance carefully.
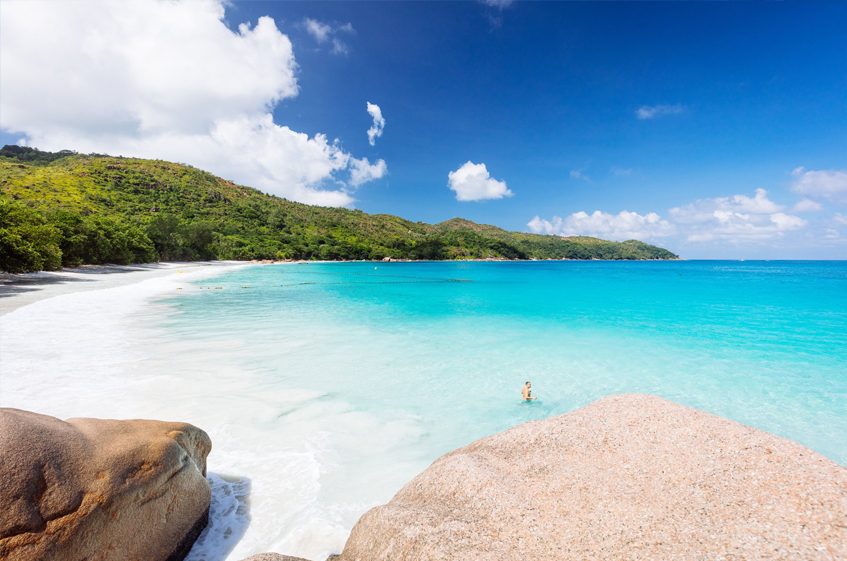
[2,1,846,258]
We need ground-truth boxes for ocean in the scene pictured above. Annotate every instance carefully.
[1,260,845,560]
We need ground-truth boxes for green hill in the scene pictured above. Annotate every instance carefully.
[0,146,678,273]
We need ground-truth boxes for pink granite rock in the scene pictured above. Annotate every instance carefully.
[339,394,847,561]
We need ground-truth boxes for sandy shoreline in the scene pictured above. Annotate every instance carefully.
[0,257,687,316]
[0,259,259,560]
[0,258,437,560]
[0,261,248,315]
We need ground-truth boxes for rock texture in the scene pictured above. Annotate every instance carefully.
[0,408,212,561]
[238,555,311,561]
[339,394,847,561]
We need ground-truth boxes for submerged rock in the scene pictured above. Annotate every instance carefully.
[0,408,211,561]
[338,394,847,561]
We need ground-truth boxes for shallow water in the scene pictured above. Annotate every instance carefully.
[1,261,845,560]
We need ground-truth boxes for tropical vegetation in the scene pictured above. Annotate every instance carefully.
[1,146,678,273]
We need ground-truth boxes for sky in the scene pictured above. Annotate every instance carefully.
[1,1,846,259]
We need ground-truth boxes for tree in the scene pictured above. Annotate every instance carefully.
[0,199,62,272]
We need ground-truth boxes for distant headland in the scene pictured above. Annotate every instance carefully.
[0,145,678,274]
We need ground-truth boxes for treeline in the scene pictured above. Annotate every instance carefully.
[0,196,454,272]
[0,145,81,165]
[1,147,678,273]
[0,199,215,273]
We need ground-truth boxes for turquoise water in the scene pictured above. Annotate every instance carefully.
[176,260,847,461]
[3,260,844,559]
[159,260,845,558]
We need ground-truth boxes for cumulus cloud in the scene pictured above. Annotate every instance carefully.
[529,188,815,246]
[791,167,847,202]
[669,189,783,224]
[791,199,824,213]
[669,189,805,241]
[366,102,385,146]
[302,17,354,55]
[570,170,590,181]
[527,211,674,241]
[769,213,806,231]
[448,161,513,202]
[0,0,384,206]
[636,104,683,120]
[727,188,784,214]
[349,157,387,187]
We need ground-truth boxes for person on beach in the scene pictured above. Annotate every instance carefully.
[522,381,536,401]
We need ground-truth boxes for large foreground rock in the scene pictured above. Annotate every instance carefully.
[339,394,847,560]
[0,408,212,561]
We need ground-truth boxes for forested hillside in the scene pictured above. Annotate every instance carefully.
[0,146,678,272]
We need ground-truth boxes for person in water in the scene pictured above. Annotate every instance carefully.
[522,381,536,401]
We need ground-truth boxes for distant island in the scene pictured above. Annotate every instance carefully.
[0,146,678,273]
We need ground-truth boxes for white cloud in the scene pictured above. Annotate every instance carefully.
[303,18,332,43]
[2,0,297,137]
[331,38,350,56]
[769,212,806,230]
[570,170,589,181]
[791,199,824,213]
[366,102,385,146]
[670,189,783,224]
[611,167,632,176]
[302,17,354,55]
[0,0,385,207]
[791,167,847,202]
[448,161,513,202]
[669,189,805,242]
[480,0,514,6]
[529,188,813,246]
[349,157,387,187]
[728,188,785,214]
[527,211,674,241]
[636,104,683,120]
